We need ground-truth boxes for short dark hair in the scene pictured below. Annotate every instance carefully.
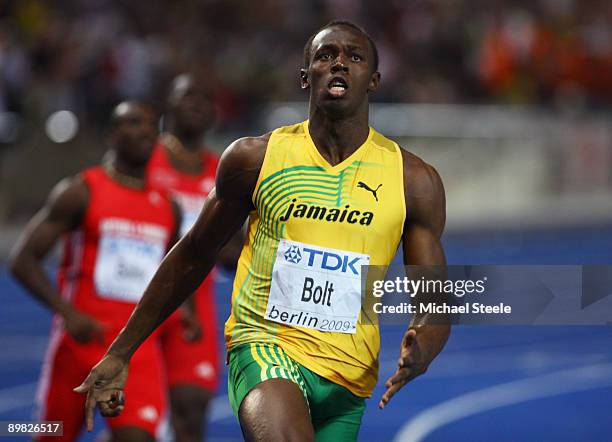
[303,20,379,72]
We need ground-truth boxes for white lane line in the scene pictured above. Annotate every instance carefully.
[379,351,609,380]
[393,362,612,442]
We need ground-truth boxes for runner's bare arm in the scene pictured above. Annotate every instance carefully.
[167,197,205,341]
[379,150,451,409]
[108,135,268,357]
[74,135,267,430]
[9,177,105,344]
[9,177,87,312]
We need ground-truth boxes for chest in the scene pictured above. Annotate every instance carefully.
[257,162,403,245]
[85,187,172,246]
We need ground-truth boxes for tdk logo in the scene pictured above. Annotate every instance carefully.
[284,245,302,264]
[302,248,361,275]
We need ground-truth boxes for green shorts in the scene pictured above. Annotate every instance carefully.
[228,342,366,441]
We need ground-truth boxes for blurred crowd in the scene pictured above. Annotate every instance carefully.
[1,0,612,134]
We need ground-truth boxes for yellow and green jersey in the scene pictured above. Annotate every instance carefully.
[224,120,406,397]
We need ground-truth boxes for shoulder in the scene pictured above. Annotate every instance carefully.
[216,132,271,201]
[370,130,400,153]
[218,132,271,179]
[51,174,89,204]
[398,145,445,234]
[44,173,89,225]
[398,147,444,199]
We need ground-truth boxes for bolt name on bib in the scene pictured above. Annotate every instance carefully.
[302,277,333,306]
[265,239,369,334]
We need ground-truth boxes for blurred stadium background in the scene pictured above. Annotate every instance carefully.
[1,0,611,441]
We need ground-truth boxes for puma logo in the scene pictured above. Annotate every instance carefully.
[357,181,382,202]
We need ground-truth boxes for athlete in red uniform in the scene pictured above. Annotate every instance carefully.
[10,102,180,442]
[147,73,239,442]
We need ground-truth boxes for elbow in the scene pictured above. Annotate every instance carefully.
[8,246,28,281]
[8,251,23,279]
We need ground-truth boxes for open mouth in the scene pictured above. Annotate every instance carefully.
[328,77,348,97]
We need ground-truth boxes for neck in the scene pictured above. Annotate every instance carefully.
[307,105,370,166]
[161,132,203,172]
[104,157,146,189]
[166,123,204,153]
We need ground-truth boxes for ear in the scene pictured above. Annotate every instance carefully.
[300,69,310,90]
[367,71,381,93]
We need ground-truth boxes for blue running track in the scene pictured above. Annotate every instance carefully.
[1,227,611,441]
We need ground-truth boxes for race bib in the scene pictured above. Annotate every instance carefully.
[94,219,168,303]
[265,239,369,334]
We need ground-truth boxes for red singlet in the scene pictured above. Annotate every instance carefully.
[147,142,221,391]
[36,167,175,441]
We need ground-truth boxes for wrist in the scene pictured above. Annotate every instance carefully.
[107,333,136,362]
[106,346,132,363]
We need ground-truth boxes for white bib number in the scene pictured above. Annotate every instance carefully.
[94,230,166,303]
[265,239,369,334]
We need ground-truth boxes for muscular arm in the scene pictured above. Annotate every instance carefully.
[168,198,202,338]
[75,136,268,431]
[106,135,268,361]
[401,150,450,351]
[379,149,450,408]
[9,176,88,317]
[8,176,106,344]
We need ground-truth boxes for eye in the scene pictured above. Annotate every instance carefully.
[317,53,332,61]
[351,54,363,62]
